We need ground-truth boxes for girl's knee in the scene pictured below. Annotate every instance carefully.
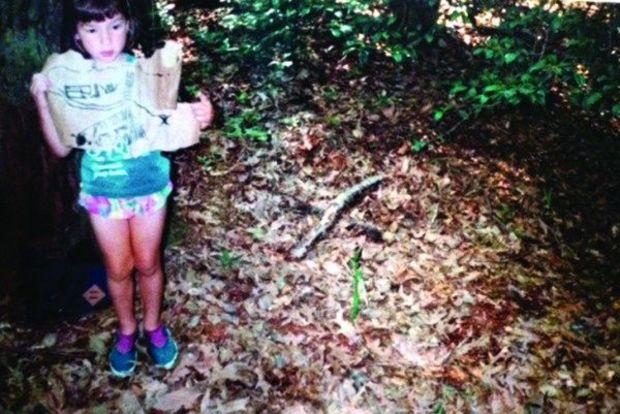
[135,260,161,278]
[106,258,134,282]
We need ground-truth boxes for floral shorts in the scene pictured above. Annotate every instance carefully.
[79,182,173,219]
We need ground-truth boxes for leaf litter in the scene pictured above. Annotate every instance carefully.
[1,52,620,414]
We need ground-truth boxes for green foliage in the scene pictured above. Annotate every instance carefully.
[349,248,364,322]
[185,0,437,79]
[443,5,619,120]
[432,384,464,414]
[495,204,516,225]
[247,227,267,241]
[223,108,270,142]
[411,139,429,153]
[196,147,224,171]
[432,402,446,414]
[219,250,241,270]
[136,0,175,57]
[0,28,51,105]
[174,0,439,142]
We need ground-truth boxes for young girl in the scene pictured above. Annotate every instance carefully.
[30,0,213,377]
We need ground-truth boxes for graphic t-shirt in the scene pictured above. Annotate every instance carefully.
[80,150,170,198]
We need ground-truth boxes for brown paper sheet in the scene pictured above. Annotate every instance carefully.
[42,40,200,156]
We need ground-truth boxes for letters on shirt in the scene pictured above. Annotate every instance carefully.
[65,83,119,100]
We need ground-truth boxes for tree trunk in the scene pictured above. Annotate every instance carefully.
[0,0,81,298]
[388,0,440,33]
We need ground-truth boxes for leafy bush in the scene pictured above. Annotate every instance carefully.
[183,0,438,79]
[168,0,439,143]
[223,108,270,142]
[437,4,619,121]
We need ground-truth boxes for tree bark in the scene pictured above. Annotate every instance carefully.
[388,0,440,33]
[0,0,79,297]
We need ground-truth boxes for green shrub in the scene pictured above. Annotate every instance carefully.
[170,0,439,142]
[183,0,437,80]
[437,4,619,121]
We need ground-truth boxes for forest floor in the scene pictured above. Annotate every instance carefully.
[1,45,620,413]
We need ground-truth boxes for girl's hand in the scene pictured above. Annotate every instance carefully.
[30,73,52,109]
[190,92,214,130]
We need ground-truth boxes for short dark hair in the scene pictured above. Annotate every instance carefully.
[63,0,139,57]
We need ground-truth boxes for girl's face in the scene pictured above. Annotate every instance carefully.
[75,13,129,64]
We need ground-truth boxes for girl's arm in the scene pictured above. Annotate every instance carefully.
[30,74,71,158]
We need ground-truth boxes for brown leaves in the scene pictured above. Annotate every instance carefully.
[393,334,451,369]
[3,52,620,414]
[443,365,470,387]
[151,387,202,412]
[201,322,230,344]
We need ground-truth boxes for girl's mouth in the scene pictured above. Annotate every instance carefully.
[101,51,115,58]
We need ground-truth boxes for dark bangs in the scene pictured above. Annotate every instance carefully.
[63,0,138,55]
[73,0,130,23]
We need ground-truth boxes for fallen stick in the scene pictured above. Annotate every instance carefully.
[290,175,385,259]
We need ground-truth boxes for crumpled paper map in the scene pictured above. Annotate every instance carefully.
[42,40,200,156]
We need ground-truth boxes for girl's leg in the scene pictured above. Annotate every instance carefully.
[128,206,167,331]
[89,214,137,335]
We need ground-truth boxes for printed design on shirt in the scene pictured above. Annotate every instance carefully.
[44,52,191,156]
[76,108,146,159]
[47,64,135,111]
[88,161,128,180]
[64,82,119,107]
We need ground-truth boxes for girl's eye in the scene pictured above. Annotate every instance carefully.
[86,28,96,34]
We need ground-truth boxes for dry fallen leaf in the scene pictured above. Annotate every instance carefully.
[151,387,202,412]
